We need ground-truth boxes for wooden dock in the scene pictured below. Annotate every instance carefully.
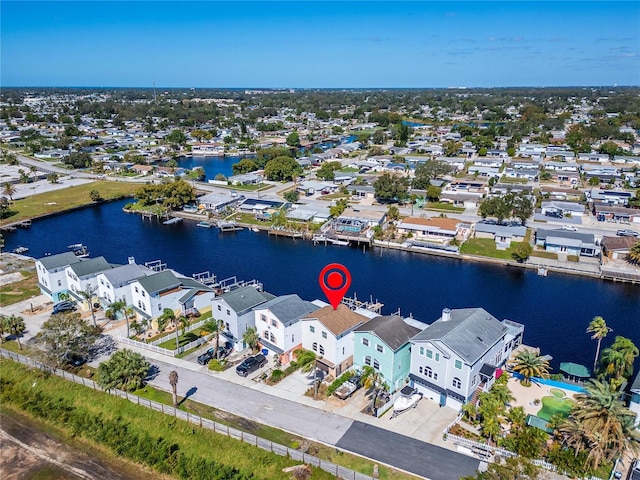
[0,219,32,232]
[217,220,243,232]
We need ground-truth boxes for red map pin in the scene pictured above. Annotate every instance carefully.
[319,263,352,310]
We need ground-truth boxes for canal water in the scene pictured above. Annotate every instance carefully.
[176,154,251,180]
[4,198,640,372]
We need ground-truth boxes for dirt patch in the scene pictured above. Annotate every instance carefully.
[0,409,165,480]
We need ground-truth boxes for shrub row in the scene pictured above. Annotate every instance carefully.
[327,371,355,396]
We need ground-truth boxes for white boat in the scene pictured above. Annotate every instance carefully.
[328,238,350,246]
[13,246,29,254]
[68,243,89,257]
[391,386,422,418]
[197,221,213,228]
[251,227,259,232]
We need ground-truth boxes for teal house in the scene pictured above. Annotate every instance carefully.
[353,314,422,392]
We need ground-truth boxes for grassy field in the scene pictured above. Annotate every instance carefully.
[0,269,40,306]
[1,182,140,224]
[0,359,417,480]
[460,238,517,260]
[530,250,558,260]
[423,202,465,212]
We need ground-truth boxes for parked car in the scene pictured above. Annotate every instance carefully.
[561,224,577,231]
[197,343,232,365]
[545,211,563,219]
[235,354,267,377]
[63,352,86,367]
[333,373,362,400]
[617,229,639,237]
[52,301,77,315]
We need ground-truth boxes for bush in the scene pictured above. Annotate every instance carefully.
[327,371,355,396]
[269,370,284,383]
[208,359,226,371]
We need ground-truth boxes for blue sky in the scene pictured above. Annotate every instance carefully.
[2,1,639,88]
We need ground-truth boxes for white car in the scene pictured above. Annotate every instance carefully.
[561,224,577,231]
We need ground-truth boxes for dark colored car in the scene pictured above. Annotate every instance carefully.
[197,343,232,365]
[52,301,77,315]
[63,352,86,367]
[235,354,267,377]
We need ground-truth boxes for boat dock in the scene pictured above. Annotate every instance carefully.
[163,217,183,225]
[197,221,213,228]
[217,220,242,232]
[0,219,32,232]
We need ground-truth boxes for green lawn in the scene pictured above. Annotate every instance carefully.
[424,202,465,212]
[156,329,206,350]
[460,238,517,260]
[537,396,574,421]
[499,177,529,184]
[1,182,140,224]
[530,250,558,260]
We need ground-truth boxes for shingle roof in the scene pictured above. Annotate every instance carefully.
[137,270,181,294]
[354,314,421,351]
[411,308,507,365]
[258,294,317,327]
[536,229,594,244]
[68,256,113,277]
[101,263,153,287]
[38,252,82,271]
[220,286,273,313]
[301,305,369,337]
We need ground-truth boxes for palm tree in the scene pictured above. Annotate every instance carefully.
[628,241,640,265]
[511,349,550,386]
[242,326,259,352]
[203,318,225,358]
[107,300,128,335]
[600,336,639,387]
[157,307,175,333]
[587,316,611,372]
[76,284,98,328]
[4,315,26,349]
[0,315,7,343]
[169,370,179,407]
[174,315,188,350]
[361,366,387,415]
[2,182,16,202]
[560,379,640,469]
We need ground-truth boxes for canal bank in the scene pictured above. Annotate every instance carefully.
[3,198,639,372]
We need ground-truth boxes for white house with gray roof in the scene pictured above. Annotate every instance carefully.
[95,261,154,308]
[64,256,114,305]
[212,285,274,351]
[409,308,524,410]
[36,252,83,302]
[129,270,215,322]
[254,294,318,364]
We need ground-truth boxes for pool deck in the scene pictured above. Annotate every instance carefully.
[507,376,578,417]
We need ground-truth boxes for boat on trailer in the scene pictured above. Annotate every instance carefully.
[391,386,422,418]
[68,243,89,257]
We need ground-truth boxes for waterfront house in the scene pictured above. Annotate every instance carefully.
[212,285,274,351]
[95,260,154,308]
[409,308,524,409]
[628,371,640,422]
[65,256,114,306]
[601,236,638,260]
[474,224,527,249]
[198,192,245,214]
[535,229,599,257]
[35,252,83,302]
[129,270,215,324]
[353,314,422,391]
[228,172,263,186]
[300,304,372,378]
[396,217,469,244]
[254,294,318,364]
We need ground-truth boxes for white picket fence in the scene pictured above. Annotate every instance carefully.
[0,349,374,480]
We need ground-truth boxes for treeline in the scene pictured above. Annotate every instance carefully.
[0,377,256,480]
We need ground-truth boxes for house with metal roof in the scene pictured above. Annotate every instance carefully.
[64,257,115,305]
[535,229,599,257]
[212,285,274,351]
[300,304,373,378]
[35,252,83,301]
[129,270,215,322]
[353,314,423,391]
[396,217,468,244]
[408,307,524,409]
[254,294,318,364]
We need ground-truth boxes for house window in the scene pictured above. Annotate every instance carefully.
[419,346,424,356]
[135,286,138,293]
[138,300,142,308]
[100,279,104,285]
[218,305,221,311]
[158,304,161,311]
[376,344,384,353]
[435,352,440,362]
[142,291,146,297]
[260,314,267,323]
[57,280,61,287]
[454,359,462,370]
[433,372,438,380]
[271,319,277,327]
[426,349,433,359]
[342,347,345,355]
[424,366,433,378]
[364,356,371,366]
[225,322,229,329]
[270,332,275,343]
[452,377,462,389]
[310,325,315,333]
[226,309,230,316]
[322,331,327,339]
[362,338,369,346]
[263,330,269,339]
[373,359,380,370]
[319,345,325,355]
[312,342,318,352]
[471,375,477,386]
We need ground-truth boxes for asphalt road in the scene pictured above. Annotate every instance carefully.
[336,421,480,480]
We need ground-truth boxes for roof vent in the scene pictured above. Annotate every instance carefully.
[442,308,451,321]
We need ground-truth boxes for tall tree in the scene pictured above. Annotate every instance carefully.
[107,300,128,336]
[35,312,100,369]
[169,370,179,407]
[203,318,225,358]
[586,316,611,372]
[2,182,16,201]
[157,307,175,333]
[97,349,150,392]
[512,349,550,386]
[3,314,26,349]
[627,241,640,265]
[76,284,98,328]
[360,366,387,415]
[243,326,259,352]
[600,336,639,388]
